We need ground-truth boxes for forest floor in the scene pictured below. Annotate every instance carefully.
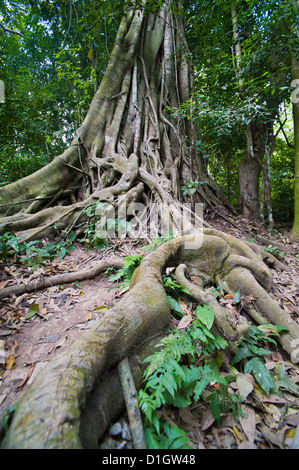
[0,211,298,449]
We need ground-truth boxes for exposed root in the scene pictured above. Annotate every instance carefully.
[0,258,124,300]
[2,230,298,449]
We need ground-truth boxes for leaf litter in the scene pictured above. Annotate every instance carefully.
[0,215,299,449]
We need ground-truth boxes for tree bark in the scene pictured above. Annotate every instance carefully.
[291,0,299,240]
[0,1,298,449]
[2,229,298,449]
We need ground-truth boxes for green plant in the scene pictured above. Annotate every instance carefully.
[108,253,143,293]
[140,231,174,253]
[181,181,208,197]
[138,304,242,449]
[232,323,295,395]
[0,232,25,262]
[138,300,296,449]
[143,420,192,450]
[264,245,284,259]
[0,231,77,269]
[81,202,109,250]
[106,232,175,292]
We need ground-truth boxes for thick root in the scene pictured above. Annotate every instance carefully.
[1,230,297,449]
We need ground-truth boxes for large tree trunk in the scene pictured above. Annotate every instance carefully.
[0,4,229,242]
[0,2,298,449]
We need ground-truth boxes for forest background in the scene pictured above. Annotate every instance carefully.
[0,0,298,235]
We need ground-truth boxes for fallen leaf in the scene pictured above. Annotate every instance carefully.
[1,369,10,380]
[25,303,39,320]
[86,312,93,321]
[54,335,67,349]
[0,329,12,337]
[201,409,215,431]
[179,408,199,428]
[6,354,15,370]
[240,405,256,443]
[37,334,60,344]
[16,364,34,390]
[236,374,254,399]
[260,425,284,449]
[232,424,243,442]
[93,305,108,312]
[47,335,67,354]
[177,315,193,330]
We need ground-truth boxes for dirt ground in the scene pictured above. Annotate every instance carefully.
[0,245,122,415]
[0,215,299,449]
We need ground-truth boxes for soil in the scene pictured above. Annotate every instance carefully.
[0,214,299,449]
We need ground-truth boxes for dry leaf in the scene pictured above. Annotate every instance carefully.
[240,405,256,443]
[236,374,254,399]
[232,424,243,442]
[86,312,93,321]
[260,425,284,448]
[55,335,67,349]
[6,354,15,370]
[177,315,193,330]
[17,364,34,390]
[201,409,215,431]
[179,408,199,428]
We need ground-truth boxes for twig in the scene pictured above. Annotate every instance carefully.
[117,356,147,449]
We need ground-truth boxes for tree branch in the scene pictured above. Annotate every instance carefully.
[0,22,24,37]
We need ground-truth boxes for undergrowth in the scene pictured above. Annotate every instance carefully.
[102,235,297,449]
[138,309,295,449]
[1,230,297,449]
[0,231,77,269]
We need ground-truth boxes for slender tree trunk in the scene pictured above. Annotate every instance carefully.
[291,0,299,240]
[231,2,262,221]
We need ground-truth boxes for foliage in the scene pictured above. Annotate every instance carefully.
[138,287,296,449]
[106,232,175,292]
[270,136,295,223]
[181,180,208,197]
[0,0,119,185]
[0,0,296,222]
[179,0,296,217]
[231,323,295,395]
[138,304,243,448]
[108,253,143,293]
[81,202,109,250]
[0,231,77,269]
[140,231,174,253]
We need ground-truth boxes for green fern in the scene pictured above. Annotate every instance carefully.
[138,306,236,448]
[108,253,143,292]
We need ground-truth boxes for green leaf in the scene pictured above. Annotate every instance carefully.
[144,426,163,449]
[276,363,299,394]
[233,291,241,303]
[167,295,184,317]
[58,247,68,259]
[25,303,39,320]
[67,231,77,242]
[209,392,221,422]
[193,377,210,401]
[196,304,214,330]
[232,345,253,364]
[244,357,274,394]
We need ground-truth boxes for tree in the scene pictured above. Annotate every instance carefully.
[291,0,299,240]
[182,0,294,224]
[1,1,298,448]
